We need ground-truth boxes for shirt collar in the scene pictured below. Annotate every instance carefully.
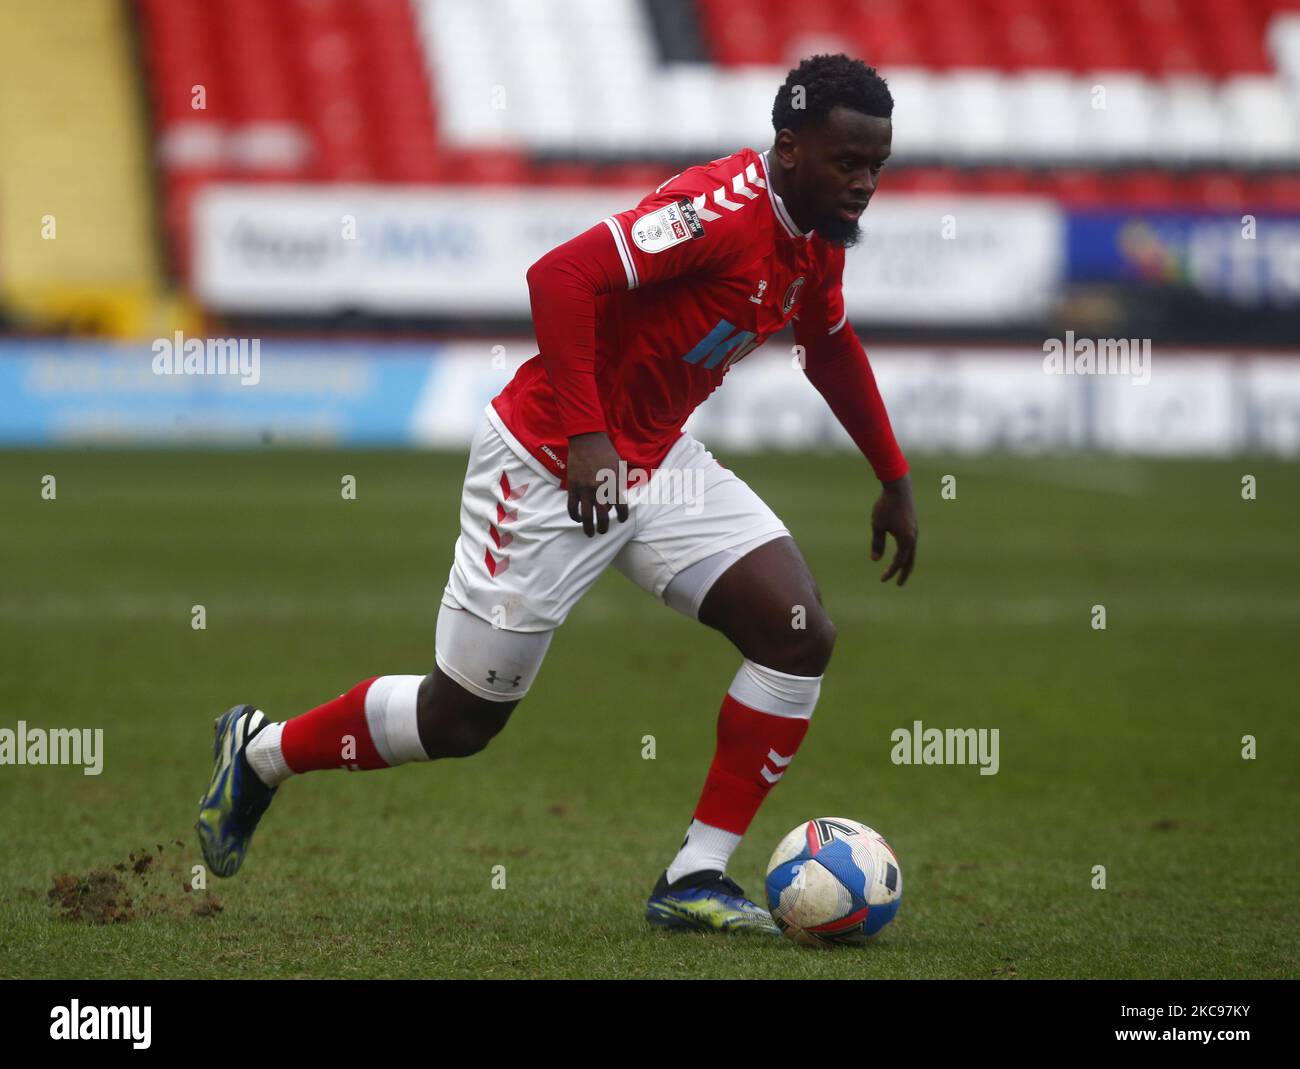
[760,149,814,241]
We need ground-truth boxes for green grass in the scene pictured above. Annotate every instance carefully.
[0,447,1296,978]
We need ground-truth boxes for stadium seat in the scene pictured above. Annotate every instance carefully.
[128,0,1300,284]
[1220,75,1300,160]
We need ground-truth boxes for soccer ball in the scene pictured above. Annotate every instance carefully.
[765,817,903,946]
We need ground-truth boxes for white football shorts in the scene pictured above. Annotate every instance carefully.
[441,403,790,638]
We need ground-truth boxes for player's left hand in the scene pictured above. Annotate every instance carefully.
[870,473,918,586]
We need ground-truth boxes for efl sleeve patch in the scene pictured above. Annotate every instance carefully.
[631,198,705,253]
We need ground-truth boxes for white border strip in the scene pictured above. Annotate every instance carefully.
[759,149,804,239]
[602,216,638,290]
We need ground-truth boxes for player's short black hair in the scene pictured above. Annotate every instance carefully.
[771,53,893,133]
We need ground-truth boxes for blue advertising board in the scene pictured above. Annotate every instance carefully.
[1066,210,1300,306]
[0,340,437,445]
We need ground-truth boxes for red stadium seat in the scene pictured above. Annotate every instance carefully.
[987,0,1069,71]
[440,149,532,187]
[971,168,1034,194]
[1256,172,1300,209]
[1111,170,1180,208]
[1048,170,1108,207]
[1188,171,1250,207]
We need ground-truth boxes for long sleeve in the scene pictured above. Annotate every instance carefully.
[527,189,752,438]
[525,222,629,437]
[802,321,909,482]
[793,245,908,482]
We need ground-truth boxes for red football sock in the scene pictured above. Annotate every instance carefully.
[692,691,813,835]
[280,677,388,773]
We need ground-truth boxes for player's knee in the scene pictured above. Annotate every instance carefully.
[798,610,837,675]
[434,716,498,758]
[766,604,836,676]
[415,672,512,759]
[421,706,502,759]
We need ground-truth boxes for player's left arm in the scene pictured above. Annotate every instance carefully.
[794,253,917,586]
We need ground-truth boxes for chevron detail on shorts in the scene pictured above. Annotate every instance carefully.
[486,469,530,577]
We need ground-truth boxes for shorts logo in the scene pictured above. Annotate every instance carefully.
[485,470,529,578]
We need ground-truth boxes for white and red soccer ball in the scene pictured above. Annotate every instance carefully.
[765,817,903,946]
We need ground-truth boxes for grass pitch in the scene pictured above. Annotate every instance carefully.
[0,446,1296,978]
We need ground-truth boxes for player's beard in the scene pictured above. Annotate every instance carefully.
[812,214,863,249]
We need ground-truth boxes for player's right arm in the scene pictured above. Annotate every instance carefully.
[526,178,757,536]
[525,226,628,537]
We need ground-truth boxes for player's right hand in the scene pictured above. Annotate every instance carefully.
[566,431,631,537]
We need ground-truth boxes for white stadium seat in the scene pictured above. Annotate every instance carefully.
[1157,77,1227,163]
[938,71,1012,159]
[418,0,1300,163]
[1010,73,1083,160]
[1219,76,1300,161]
[880,68,939,159]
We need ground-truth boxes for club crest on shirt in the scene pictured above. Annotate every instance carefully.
[632,198,705,253]
[782,275,806,314]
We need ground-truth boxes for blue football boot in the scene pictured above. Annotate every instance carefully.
[645,869,781,935]
[195,704,278,878]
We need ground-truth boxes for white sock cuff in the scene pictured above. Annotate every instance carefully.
[364,675,426,765]
[384,676,427,764]
[666,819,743,884]
[728,659,821,719]
[245,721,293,787]
[363,677,399,765]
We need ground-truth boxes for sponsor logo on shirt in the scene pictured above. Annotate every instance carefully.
[677,197,704,238]
[632,198,705,253]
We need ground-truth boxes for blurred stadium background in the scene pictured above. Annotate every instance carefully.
[3,1,1299,980]
[2,0,1299,453]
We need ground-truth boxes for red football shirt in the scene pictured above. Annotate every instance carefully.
[491,146,906,485]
